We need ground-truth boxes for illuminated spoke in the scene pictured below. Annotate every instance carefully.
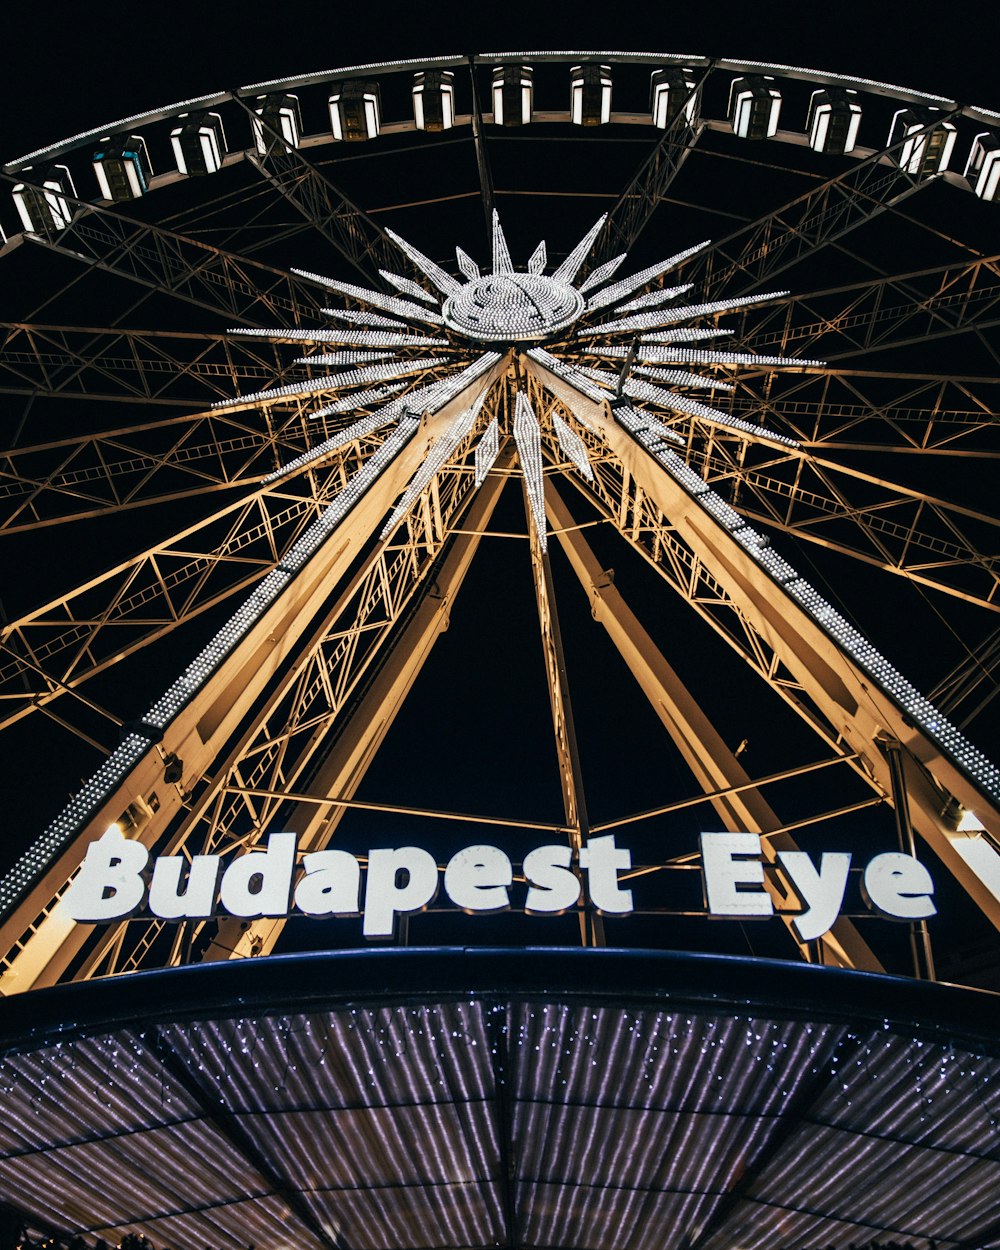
[514,392,547,551]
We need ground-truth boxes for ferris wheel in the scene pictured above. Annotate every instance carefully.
[1,51,1000,992]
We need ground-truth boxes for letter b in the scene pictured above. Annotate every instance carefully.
[63,828,149,922]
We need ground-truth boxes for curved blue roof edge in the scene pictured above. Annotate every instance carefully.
[1,946,998,1057]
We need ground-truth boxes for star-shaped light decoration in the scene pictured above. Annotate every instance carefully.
[223,210,820,551]
[15,210,1000,915]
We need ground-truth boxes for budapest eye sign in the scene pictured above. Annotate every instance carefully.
[63,827,936,941]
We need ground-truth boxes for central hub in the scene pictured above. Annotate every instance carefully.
[442,272,584,342]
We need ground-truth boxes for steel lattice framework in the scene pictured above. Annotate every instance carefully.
[1,50,1000,995]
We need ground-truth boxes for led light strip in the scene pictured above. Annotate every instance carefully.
[623,377,800,448]
[292,351,394,367]
[385,227,461,297]
[379,269,438,304]
[528,347,610,407]
[553,414,594,479]
[456,246,480,281]
[308,383,409,418]
[492,210,515,275]
[324,309,410,329]
[579,253,626,294]
[615,285,694,314]
[379,391,489,538]
[580,291,787,337]
[528,239,547,275]
[265,401,406,481]
[637,329,734,345]
[227,327,450,348]
[514,392,547,551]
[552,215,608,284]
[210,358,452,410]
[475,417,501,487]
[634,366,735,392]
[585,241,710,311]
[629,346,824,368]
[294,270,445,326]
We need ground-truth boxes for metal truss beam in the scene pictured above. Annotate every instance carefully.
[2,175,327,327]
[931,628,1000,721]
[467,55,496,233]
[75,449,510,975]
[0,404,303,533]
[238,99,402,283]
[724,370,1000,454]
[0,360,450,531]
[526,353,1000,933]
[587,71,708,266]
[738,254,1000,359]
[545,478,881,972]
[0,361,504,991]
[0,335,458,531]
[0,469,350,732]
[525,484,603,948]
[0,323,294,405]
[199,448,511,965]
[690,443,1000,613]
[677,112,958,300]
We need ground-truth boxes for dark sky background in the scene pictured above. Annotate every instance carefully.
[1,0,998,978]
[2,0,996,161]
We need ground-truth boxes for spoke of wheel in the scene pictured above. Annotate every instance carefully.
[233,95,403,284]
[588,65,710,266]
[59,400,505,981]
[528,351,1000,923]
[2,173,328,327]
[545,476,881,971]
[0,471,346,731]
[524,468,603,948]
[737,253,1000,359]
[677,111,961,299]
[0,323,297,405]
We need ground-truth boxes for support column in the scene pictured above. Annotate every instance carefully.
[525,504,604,948]
[202,453,512,961]
[545,478,882,970]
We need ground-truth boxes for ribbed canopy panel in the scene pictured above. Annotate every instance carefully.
[0,950,997,1250]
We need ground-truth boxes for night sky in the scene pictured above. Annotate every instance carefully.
[1,0,998,980]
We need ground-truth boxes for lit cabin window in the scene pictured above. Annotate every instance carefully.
[807,88,862,155]
[965,131,1000,200]
[650,67,699,129]
[329,81,382,142]
[252,94,302,156]
[570,64,612,126]
[889,107,957,175]
[170,111,227,176]
[728,75,781,140]
[491,64,533,127]
[413,70,456,132]
[13,164,75,232]
[93,134,152,201]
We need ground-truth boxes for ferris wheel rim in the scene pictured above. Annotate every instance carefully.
[1,47,999,989]
[6,48,1000,174]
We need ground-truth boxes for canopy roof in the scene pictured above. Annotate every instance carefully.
[1,949,999,1250]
